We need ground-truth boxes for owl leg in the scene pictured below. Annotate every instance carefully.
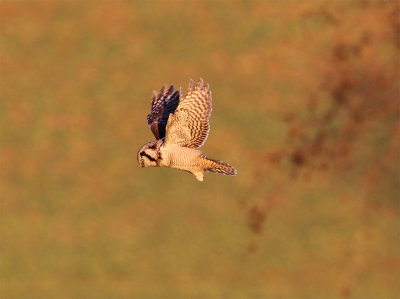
[192,171,204,181]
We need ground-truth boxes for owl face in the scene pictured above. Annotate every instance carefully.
[137,140,161,167]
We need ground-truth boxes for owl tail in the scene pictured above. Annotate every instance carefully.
[201,155,237,177]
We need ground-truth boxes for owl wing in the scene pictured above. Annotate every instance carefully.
[164,78,212,148]
[147,84,180,140]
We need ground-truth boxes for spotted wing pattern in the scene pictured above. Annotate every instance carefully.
[164,78,212,148]
[147,85,180,140]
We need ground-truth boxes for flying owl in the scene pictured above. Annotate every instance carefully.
[137,78,237,181]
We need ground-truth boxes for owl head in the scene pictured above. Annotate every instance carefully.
[137,139,162,167]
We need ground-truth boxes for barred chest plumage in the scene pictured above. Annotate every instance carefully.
[159,145,202,170]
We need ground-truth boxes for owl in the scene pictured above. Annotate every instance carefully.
[137,78,237,181]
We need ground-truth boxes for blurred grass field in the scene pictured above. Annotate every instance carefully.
[1,1,399,298]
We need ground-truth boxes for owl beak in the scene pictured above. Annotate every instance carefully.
[137,155,144,167]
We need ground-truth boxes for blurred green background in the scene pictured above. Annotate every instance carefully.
[1,1,399,298]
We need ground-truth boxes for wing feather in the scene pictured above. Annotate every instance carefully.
[147,84,180,140]
[164,78,212,148]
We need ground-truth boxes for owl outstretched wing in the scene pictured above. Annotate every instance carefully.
[164,78,212,148]
[147,85,180,140]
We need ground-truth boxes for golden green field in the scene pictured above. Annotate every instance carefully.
[1,1,399,298]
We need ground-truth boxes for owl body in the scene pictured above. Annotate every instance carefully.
[137,78,236,181]
[160,145,201,168]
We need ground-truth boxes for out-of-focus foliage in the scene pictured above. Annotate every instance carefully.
[1,1,399,298]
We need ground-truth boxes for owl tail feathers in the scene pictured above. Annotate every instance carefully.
[201,155,237,177]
